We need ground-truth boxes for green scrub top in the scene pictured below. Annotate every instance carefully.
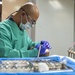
[0,19,38,58]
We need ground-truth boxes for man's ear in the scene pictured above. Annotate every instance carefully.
[22,13,25,16]
[21,11,26,16]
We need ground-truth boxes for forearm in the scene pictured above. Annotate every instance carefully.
[0,47,38,58]
[0,47,20,58]
[20,47,38,57]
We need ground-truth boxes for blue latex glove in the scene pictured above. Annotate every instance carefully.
[35,41,52,55]
[35,43,46,55]
[41,40,52,49]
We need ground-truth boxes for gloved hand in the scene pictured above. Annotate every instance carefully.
[41,40,52,49]
[35,43,47,55]
[35,41,52,55]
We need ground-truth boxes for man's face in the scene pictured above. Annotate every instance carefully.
[21,8,39,27]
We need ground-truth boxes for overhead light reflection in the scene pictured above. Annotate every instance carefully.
[49,0,63,9]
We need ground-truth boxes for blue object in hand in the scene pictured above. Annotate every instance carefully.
[35,43,46,55]
[41,40,52,49]
[35,41,51,55]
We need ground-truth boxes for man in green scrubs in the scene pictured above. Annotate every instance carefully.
[0,2,51,58]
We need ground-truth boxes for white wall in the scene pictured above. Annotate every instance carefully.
[35,0,74,56]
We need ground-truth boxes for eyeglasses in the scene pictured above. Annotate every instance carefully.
[21,8,36,27]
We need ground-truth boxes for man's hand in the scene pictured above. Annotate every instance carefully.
[39,49,50,57]
[41,40,52,49]
[35,41,52,56]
